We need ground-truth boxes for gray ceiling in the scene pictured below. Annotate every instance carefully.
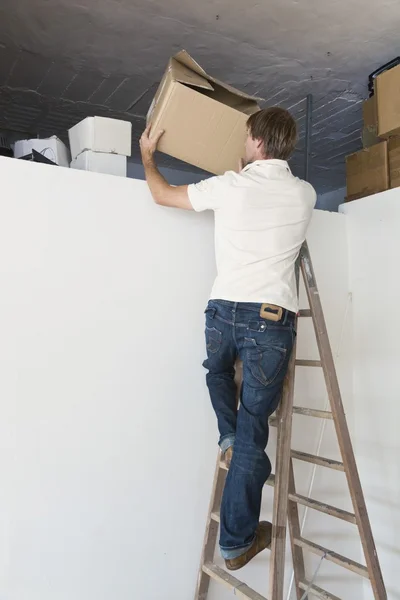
[0,0,399,193]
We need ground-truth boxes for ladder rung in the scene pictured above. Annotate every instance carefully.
[293,406,333,419]
[222,451,344,473]
[266,473,275,487]
[270,408,333,428]
[220,463,278,486]
[202,563,268,600]
[298,309,312,317]
[299,580,341,600]
[213,485,355,526]
[288,493,356,524]
[294,537,369,578]
[265,475,354,522]
[291,450,345,471]
[295,359,322,367]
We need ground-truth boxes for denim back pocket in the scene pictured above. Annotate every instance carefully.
[244,337,287,387]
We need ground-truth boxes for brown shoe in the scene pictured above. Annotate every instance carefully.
[223,446,233,469]
[225,521,272,571]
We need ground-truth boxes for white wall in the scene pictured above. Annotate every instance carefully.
[341,190,400,600]
[0,157,355,600]
[0,157,217,600]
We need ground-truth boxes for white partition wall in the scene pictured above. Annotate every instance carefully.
[341,191,400,600]
[0,157,353,600]
[0,157,217,600]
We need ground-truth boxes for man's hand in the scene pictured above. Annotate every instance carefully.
[139,124,192,210]
[140,124,165,164]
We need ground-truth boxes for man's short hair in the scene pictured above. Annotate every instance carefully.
[247,107,297,160]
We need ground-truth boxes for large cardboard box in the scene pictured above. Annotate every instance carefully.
[13,136,70,167]
[376,64,400,137]
[68,117,132,160]
[346,141,389,202]
[147,50,261,174]
[362,96,381,148]
[70,150,127,177]
[388,136,400,189]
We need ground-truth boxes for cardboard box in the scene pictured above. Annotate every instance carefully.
[362,96,381,148]
[70,150,127,177]
[13,136,70,167]
[376,64,400,137]
[68,117,132,160]
[346,141,389,202]
[147,50,261,174]
[388,136,400,189]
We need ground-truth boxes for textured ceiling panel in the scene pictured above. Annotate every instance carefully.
[0,0,398,191]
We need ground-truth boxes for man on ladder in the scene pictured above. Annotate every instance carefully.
[140,108,316,570]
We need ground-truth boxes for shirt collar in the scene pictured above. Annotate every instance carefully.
[242,159,291,173]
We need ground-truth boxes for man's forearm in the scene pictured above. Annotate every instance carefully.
[142,155,170,205]
[139,126,192,210]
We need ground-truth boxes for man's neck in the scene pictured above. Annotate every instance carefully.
[245,155,274,167]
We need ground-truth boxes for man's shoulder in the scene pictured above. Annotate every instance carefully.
[290,177,317,206]
[194,170,238,190]
[219,170,240,184]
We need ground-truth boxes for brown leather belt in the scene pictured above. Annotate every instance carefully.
[260,303,284,322]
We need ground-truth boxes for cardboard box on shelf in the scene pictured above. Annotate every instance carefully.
[13,136,70,167]
[388,136,400,189]
[147,50,261,175]
[68,117,132,160]
[376,64,400,137]
[346,141,389,202]
[362,95,381,148]
[70,150,127,177]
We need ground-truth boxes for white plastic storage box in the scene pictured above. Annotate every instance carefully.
[68,117,132,160]
[13,136,70,167]
[70,150,127,177]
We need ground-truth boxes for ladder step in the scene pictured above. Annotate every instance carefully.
[299,580,341,600]
[220,462,277,487]
[222,451,344,473]
[270,408,333,427]
[266,473,275,487]
[268,415,278,427]
[210,511,220,522]
[291,450,345,471]
[295,359,322,367]
[265,475,354,522]
[293,406,333,419]
[216,472,276,487]
[288,493,356,524]
[202,563,268,600]
[214,488,355,524]
[294,537,369,578]
[298,309,312,317]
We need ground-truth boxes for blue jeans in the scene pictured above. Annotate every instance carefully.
[203,300,296,559]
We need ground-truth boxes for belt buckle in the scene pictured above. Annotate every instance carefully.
[260,303,283,322]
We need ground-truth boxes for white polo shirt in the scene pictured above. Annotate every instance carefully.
[187,159,316,313]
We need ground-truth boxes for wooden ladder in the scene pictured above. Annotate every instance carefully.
[194,242,386,600]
